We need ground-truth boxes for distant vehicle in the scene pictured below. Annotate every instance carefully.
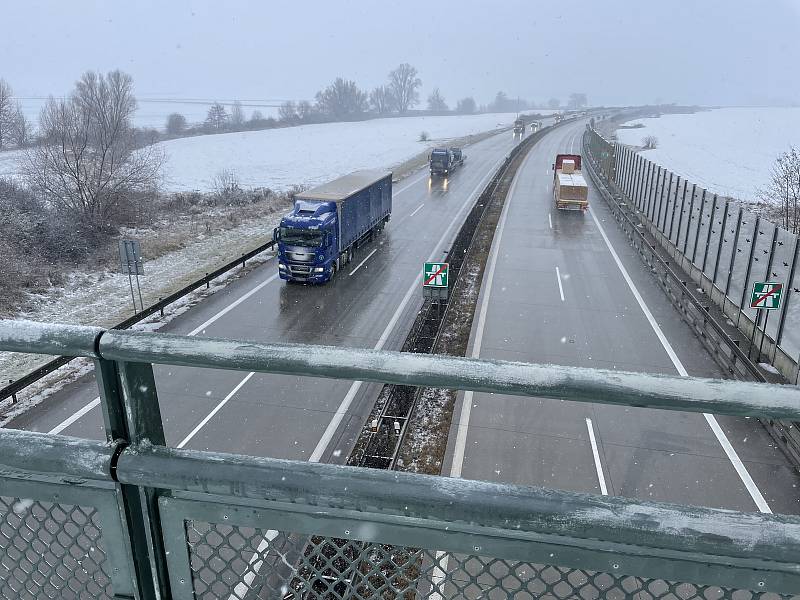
[513,117,525,137]
[429,147,463,177]
[552,154,588,212]
[530,121,541,133]
[274,169,392,283]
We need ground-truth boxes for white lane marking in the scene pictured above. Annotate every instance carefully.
[48,398,100,435]
[450,154,521,478]
[409,203,425,217]
[588,207,771,513]
[555,266,565,302]
[394,170,429,196]
[349,249,378,276]
[47,274,279,435]
[309,152,510,464]
[548,213,553,230]
[177,372,255,449]
[188,274,279,336]
[585,417,608,495]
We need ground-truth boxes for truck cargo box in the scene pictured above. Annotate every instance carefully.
[296,169,392,253]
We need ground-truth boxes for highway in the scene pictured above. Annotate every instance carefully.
[10,117,800,515]
[441,119,800,514]
[9,127,526,465]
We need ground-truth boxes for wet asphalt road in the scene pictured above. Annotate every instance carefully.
[10,127,527,464]
[441,120,800,514]
[10,119,800,514]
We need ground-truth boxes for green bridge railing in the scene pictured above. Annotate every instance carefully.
[1,320,799,599]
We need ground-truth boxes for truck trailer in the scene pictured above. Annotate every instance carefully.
[274,169,392,283]
[513,118,525,137]
[553,154,589,212]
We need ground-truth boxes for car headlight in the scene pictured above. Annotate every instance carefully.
[278,263,286,270]
[314,267,324,273]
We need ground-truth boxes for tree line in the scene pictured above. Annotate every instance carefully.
[165,65,589,138]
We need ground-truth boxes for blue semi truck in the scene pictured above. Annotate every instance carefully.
[273,169,392,283]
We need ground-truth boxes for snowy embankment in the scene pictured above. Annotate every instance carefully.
[158,112,520,192]
[616,107,800,202]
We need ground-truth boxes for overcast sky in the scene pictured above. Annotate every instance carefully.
[2,0,799,107]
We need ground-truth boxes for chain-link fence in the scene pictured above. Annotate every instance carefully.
[181,518,800,600]
[0,494,112,600]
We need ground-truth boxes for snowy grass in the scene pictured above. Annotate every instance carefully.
[616,107,800,201]
[155,112,523,192]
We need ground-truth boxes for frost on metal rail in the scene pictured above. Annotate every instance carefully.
[1,320,800,599]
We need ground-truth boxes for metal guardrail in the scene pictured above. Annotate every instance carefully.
[2,320,800,599]
[0,239,276,404]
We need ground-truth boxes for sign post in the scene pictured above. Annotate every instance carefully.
[119,239,145,314]
[748,281,783,362]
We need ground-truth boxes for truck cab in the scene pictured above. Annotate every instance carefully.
[429,148,453,176]
[274,200,339,283]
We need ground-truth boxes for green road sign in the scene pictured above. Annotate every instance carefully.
[750,281,783,310]
[423,262,449,288]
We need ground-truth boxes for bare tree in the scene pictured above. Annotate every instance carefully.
[547,98,560,109]
[11,106,32,147]
[456,97,476,114]
[230,100,245,127]
[23,70,163,229]
[250,109,264,122]
[642,135,658,149]
[0,79,15,150]
[166,112,187,135]
[297,100,314,121]
[388,63,421,113]
[369,86,393,115]
[278,100,297,122]
[205,102,228,130]
[761,147,800,233]
[427,88,448,112]
[315,78,368,119]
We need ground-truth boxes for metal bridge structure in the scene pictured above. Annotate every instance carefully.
[1,320,799,599]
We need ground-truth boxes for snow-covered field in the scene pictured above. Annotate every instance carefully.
[616,107,800,201]
[0,112,525,191]
[156,112,521,192]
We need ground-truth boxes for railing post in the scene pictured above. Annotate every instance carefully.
[691,188,706,264]
[712,200,730,285]
[644,164,657,218]
[775,236,800,351]
[701,194,717,273]
[668,176,681,243]
[759,224,780,346]
[658,172,672,232]
[676,180,689,252]
[725,207,744,299]
[634,156,646,210]
[737,216,761,328]
[96,357,171,600]
[683,183,697,255]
